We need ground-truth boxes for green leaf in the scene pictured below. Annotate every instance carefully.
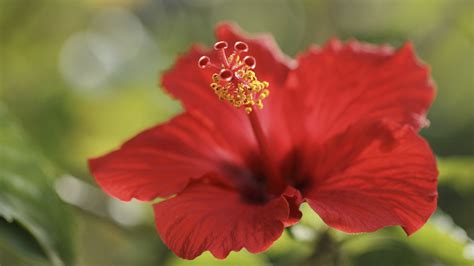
[404,212,473,266]
[342,212,474,266]
[167,250,267,266]
[0,104,74,265]
[437,157,474,238]
[438,157,474,195]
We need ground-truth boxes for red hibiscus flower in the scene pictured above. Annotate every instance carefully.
[88,23,438,260]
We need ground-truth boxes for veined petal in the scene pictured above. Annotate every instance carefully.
[88,111,242,201]
[286,39,435,143]
[153,183,290,259]
[304,120,438,235]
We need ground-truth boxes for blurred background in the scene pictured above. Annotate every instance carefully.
[0,0,473,265]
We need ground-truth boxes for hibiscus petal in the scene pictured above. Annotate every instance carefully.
[286,39,435,142]
[304,120,438,235]
[153,183,289,259]
[88,111,242,201]
[282,186,303,227]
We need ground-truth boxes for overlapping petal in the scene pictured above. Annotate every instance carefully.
[285,39,435,143]
[89,111,243,201]
[281,187,303,226]
[304,120,438,235]
[154,183,289,259]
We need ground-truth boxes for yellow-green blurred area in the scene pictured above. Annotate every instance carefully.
[0,0,473,265]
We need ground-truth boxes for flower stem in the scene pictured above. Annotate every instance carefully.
[248,110,286,194]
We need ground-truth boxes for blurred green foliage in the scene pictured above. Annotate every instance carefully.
[0,0,473,265]
[0,105,74,266]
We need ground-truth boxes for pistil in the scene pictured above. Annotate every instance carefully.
[248,110,286,194]
[199,40,285,195]
[198,41,270,114]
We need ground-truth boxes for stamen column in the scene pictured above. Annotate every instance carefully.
[198,40,284,194]
[248,110,286,194]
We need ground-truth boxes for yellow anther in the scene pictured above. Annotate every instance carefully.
[199,41,270,113]
[210,65,269,113]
